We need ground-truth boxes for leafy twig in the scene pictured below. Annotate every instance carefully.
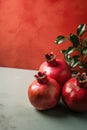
[54,24,87,74]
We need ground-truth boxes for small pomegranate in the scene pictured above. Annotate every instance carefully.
[62,72,87,112]
[28,72,60,110]
[39,52,72,87]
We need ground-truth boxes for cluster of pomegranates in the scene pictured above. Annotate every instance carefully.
[28,52,87,112]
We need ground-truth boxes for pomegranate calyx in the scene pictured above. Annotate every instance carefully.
[45,52,57,66]
[35,72,48,84]
[76,72,87,88]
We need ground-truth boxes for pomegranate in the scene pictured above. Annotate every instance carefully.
[39,52,72,87]
[28,72,60,110]
[62,72,87,112]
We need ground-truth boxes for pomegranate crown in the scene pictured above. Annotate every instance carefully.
[75,72,87,88]
[45,52,56,62]
[34,72,48,84]
[76,72,87,83]
[45,52,57,66]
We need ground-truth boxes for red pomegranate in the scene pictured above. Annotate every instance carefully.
[62,72,87,112]
[28,72,60,110]
[39,52,72,87]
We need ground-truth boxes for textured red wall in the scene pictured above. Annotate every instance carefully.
[0,0,87,70]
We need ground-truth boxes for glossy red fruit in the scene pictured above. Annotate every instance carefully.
[62,72,87,112]
[28,72,60,110]
[39,52,72,87]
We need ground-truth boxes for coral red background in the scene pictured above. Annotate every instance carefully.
[0,0,87,70]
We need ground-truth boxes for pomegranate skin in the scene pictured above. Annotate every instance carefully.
[28,76,60,110]
[62,78,87,112]
[39,58,71,87]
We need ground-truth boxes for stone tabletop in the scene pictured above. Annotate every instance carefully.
[0,67,87,130]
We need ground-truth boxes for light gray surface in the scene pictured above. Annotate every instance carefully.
[0,67,87,130]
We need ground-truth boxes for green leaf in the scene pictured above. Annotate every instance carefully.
[84,38,87,46]
[61,47,78,66]
[61,49,69,62]
[79,65,84,68]
[76,24,86,36]
[79,63,87,69]
[55,36,66,44]
[65,46,77,54]
[61,47,77,55]
[82,47,87,55]
[68,55,80,68]
[69,34,80,47]
[61,49,66,54]
[61,47,77,60]
[72,61,80,68]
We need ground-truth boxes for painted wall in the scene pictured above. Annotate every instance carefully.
[0,0,87,70]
